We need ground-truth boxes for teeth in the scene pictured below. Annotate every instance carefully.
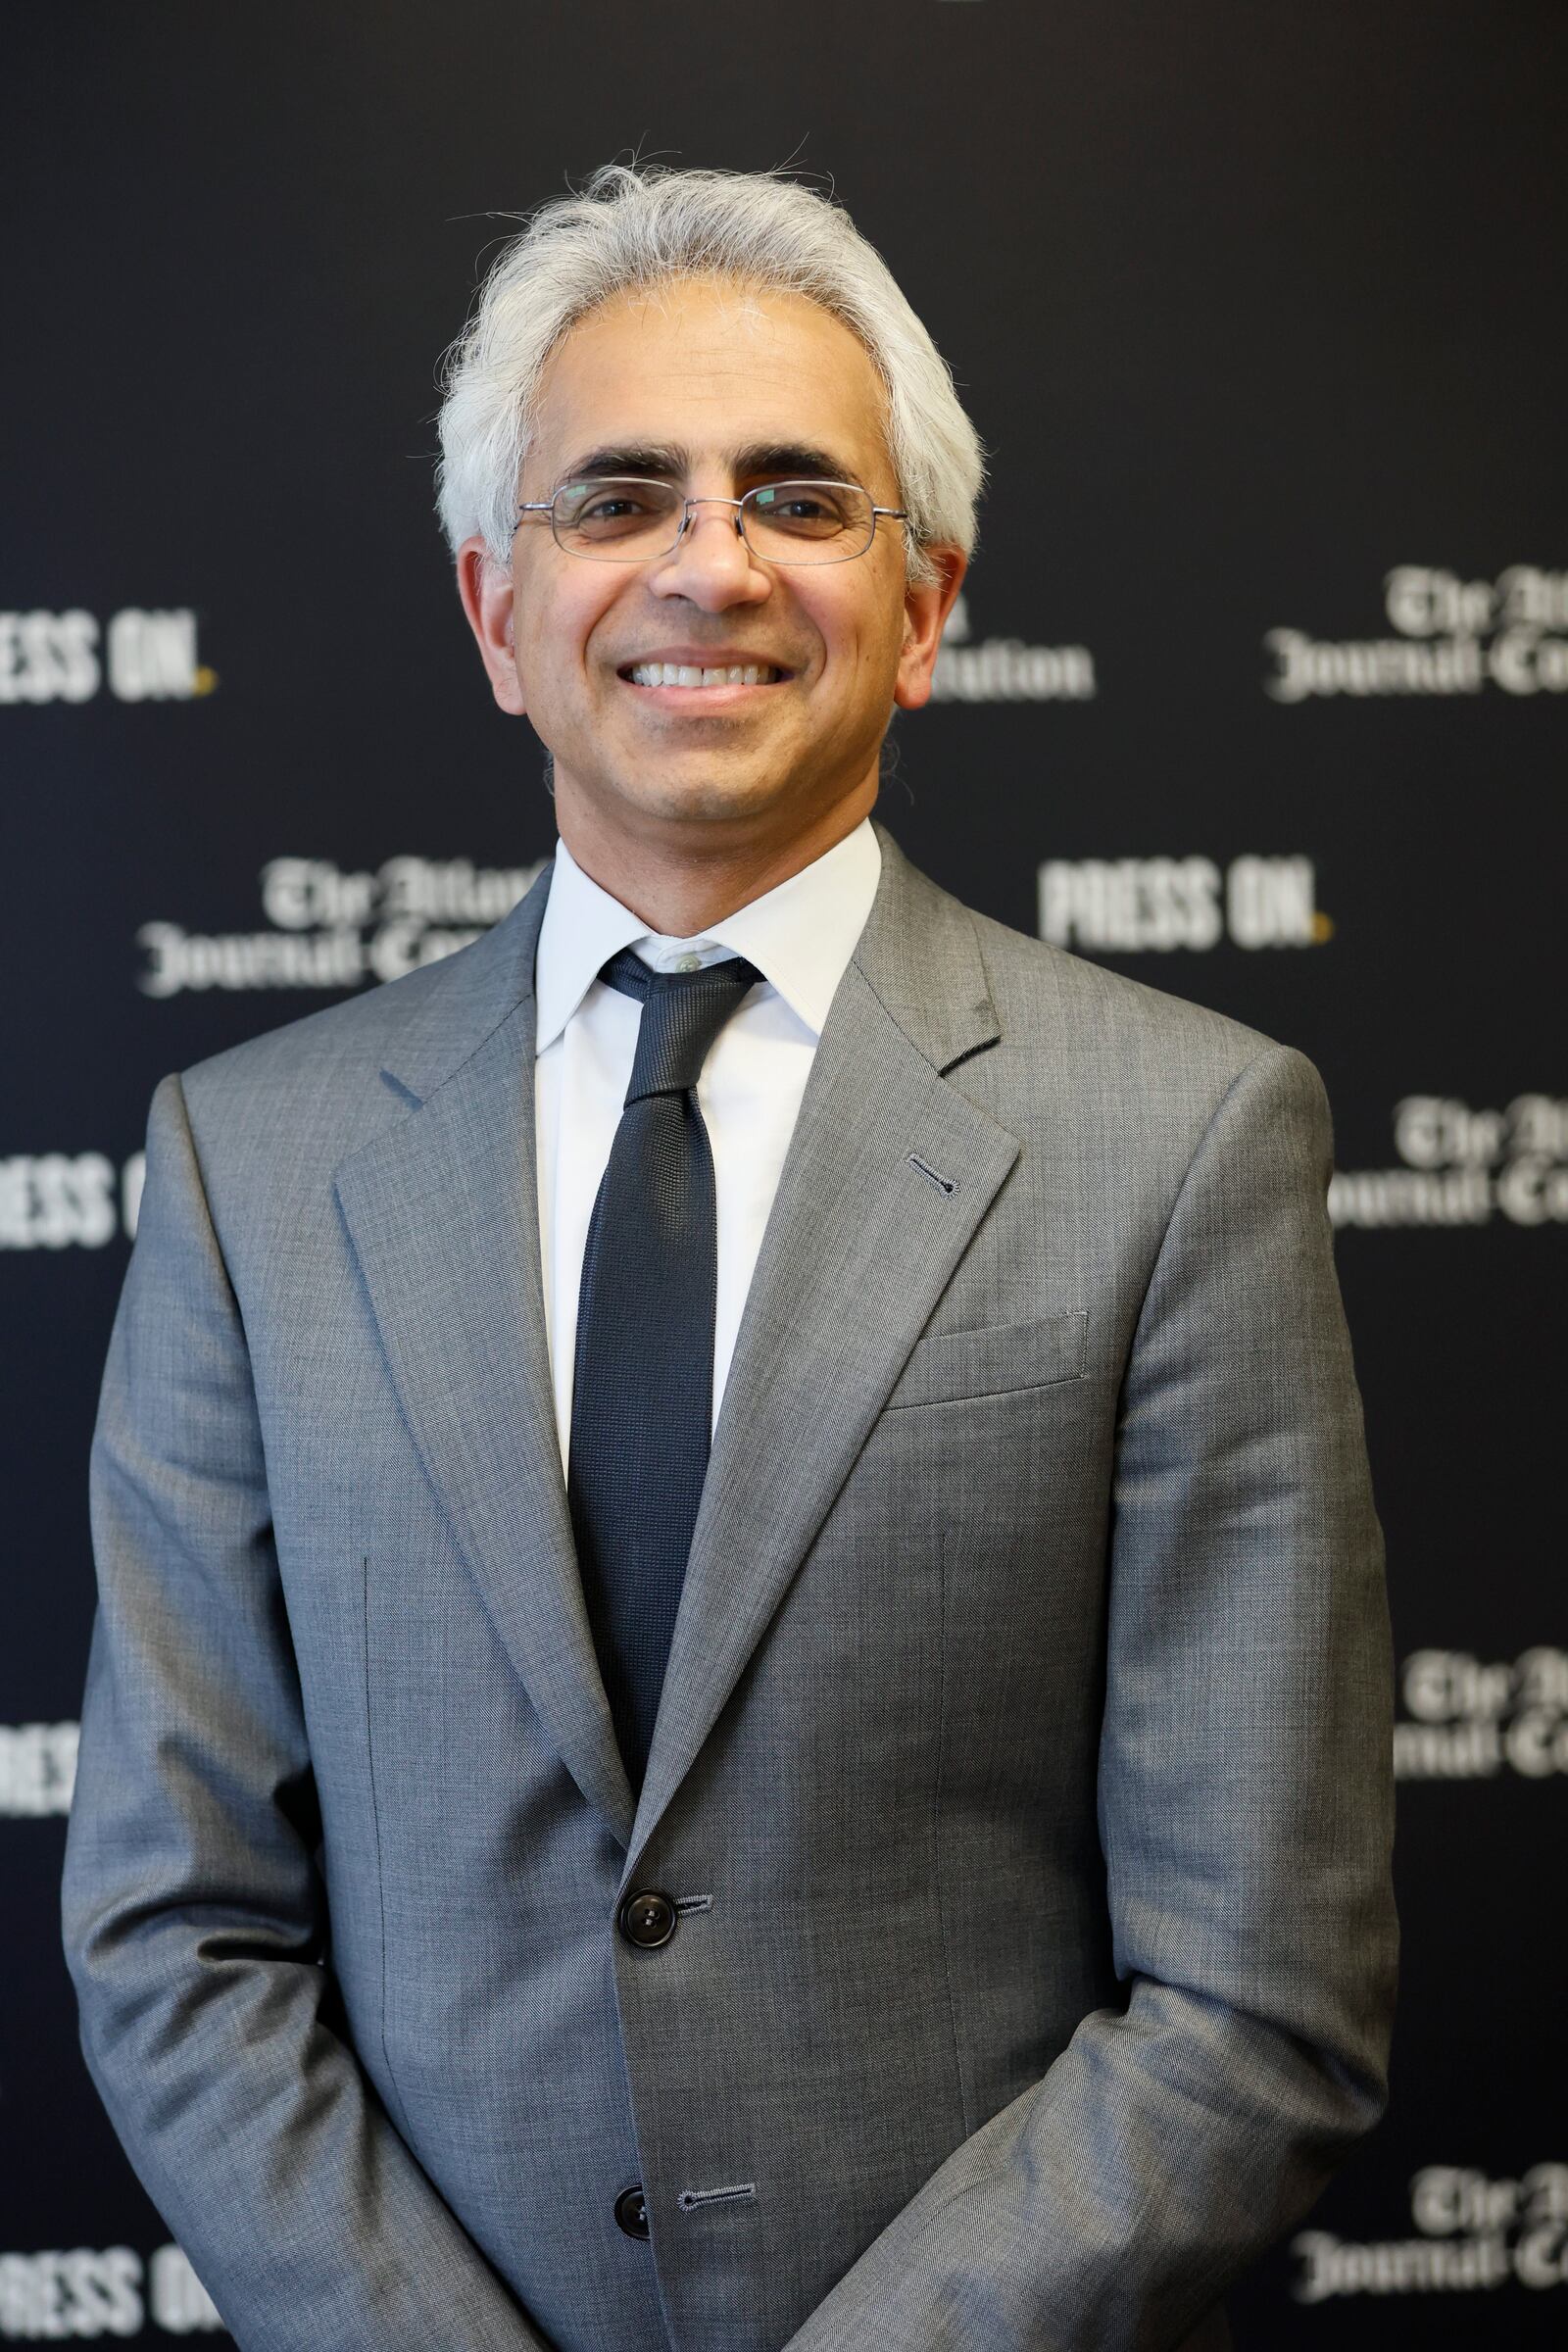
[626,662,780,687]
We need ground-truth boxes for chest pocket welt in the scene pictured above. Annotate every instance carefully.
[885,1308,1089,1411]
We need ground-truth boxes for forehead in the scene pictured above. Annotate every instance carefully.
[525,278,894,488]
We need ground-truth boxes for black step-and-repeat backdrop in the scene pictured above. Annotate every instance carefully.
[4,1,1563,2341]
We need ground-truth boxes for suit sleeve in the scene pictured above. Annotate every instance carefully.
[61,1073,549,2352]
[784,1043,1398,2352]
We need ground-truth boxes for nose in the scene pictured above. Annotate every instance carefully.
[650,499,771,612]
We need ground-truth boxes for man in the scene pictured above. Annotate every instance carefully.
[63,165,1396,2352]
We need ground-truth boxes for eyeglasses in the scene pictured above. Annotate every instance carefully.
[513,475,908,565]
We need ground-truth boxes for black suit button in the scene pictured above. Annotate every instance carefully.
[618,1888,677,1948]
[614,2183,650,2239]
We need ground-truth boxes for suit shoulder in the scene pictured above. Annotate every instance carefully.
[169,899,534,1182]
[962,901,1304,1095]
[177,952,451,1102]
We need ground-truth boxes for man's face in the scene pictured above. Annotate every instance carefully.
[458,278,963,854]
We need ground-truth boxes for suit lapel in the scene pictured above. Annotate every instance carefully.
[626,828,1020,1875]
[333,862,638,1847]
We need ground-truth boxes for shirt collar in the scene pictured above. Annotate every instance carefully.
[533,816,882,1054]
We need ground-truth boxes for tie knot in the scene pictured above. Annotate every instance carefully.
[599,946,762,1102]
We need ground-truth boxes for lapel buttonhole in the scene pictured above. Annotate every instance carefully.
[906,1153,957,1197]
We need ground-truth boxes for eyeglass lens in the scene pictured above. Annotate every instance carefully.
[552,477,877,564]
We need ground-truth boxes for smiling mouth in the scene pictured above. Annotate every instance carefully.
[621,662,789,688]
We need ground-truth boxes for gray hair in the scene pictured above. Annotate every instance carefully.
[435,165,985,588]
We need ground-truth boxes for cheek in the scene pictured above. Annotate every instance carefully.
[834,611,904,694]
[514,591,608,693]
[801,589,881,679]
[512,566,615,677]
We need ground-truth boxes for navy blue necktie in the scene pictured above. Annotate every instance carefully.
[567,946,762,1790]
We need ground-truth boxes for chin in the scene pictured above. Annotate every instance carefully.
[617,769,784,825]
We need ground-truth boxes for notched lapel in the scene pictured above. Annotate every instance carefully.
[628,836,1020,1872]
[333,911,637,1849]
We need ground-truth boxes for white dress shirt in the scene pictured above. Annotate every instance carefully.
[533,816,882,1473]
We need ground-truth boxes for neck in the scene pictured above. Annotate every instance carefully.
[555,775,878,936]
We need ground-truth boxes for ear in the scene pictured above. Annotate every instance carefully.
[893,546,968,710]
[455,535,528,716]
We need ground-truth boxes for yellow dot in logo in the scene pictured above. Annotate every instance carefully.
[1311,909,1335,943]
[193,665,220,697]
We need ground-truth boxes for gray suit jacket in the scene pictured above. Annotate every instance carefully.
[63,821,1396,2352]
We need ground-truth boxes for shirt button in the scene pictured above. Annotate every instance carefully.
[614,2183,650,2240]
[675,953,703,972]
[617,1888,677,1948]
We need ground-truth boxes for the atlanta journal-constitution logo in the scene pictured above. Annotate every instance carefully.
[0,610,214,703]
[1395,1648,1568,1782]
[136,855,546,997]
[1329,1095,1568,1229]
[1293,2165,1568,2301]
[1264,564,1568,700]
[930,594,1096,703]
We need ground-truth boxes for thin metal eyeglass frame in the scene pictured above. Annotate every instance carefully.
[511,476,909,565]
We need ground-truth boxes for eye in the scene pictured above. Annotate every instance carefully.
[580,492,653,523]
[749,481,860,538]
[556,479,678,545]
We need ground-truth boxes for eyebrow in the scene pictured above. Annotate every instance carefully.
[553,440,863,490]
